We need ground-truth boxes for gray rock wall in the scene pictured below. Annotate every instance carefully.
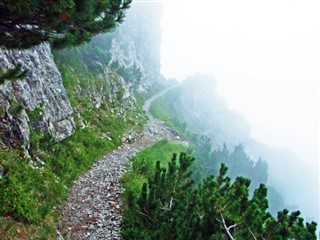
[91,2,165,92]
[0,3,164,152]
[0,43,75,150]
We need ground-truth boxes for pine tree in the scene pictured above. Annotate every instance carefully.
[0,0,132,49]
[122,153,318,240]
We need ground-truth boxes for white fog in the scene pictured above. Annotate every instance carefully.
[2,0,319,238]
[159,0,319,221]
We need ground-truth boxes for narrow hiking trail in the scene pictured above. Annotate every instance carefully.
[142,83,178,121]
[58,85,183,240]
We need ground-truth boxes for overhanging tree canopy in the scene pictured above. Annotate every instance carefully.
[0,0,132,49]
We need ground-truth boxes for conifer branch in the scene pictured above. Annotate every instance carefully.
[136,208,159,225]
[219,212,238,240]
[248,228,257,240]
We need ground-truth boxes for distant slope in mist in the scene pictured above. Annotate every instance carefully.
[152,73,319,222]
[159,74,251,149]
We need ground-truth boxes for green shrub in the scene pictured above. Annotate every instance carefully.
[0,150,65,223]
[122,152,318,240]
[122,140,188,199]
[27,107,43,122]
[8,101,24,116]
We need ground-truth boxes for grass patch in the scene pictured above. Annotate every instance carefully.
[0,215,56,240]
[150,99,187,135]
[150,100,173,126]
[0,148,59,239]
[122,139,187,197]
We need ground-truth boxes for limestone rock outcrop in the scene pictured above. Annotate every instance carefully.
[0,43,75,150]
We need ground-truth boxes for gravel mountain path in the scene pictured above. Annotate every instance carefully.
[142,83,178,121]
[58,86,182,240]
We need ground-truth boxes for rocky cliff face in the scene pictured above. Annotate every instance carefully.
[0,3,164,152]
[52,48,139,129]
[90,2,164,91]
[0,43,75,151]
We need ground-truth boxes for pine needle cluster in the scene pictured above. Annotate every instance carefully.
[0,0,132,49]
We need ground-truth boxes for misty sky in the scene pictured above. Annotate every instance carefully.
[158,0,319,220]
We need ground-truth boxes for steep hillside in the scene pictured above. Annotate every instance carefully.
[149,73,320,221]
[0,2,167,238]
[91,3,164,90]
[1,2,317,239]
[149,74,290,213]
[0,2,165,155]
[151,74,251,149]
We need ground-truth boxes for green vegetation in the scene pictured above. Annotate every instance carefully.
[0,149,63,223]
[0,39,148,238]
[136,81,174,110]
[122,150,318,239]
[151,75,251,147]
[111,61,143,84]
[122,139,188,197]
[150,100,174,126]
[2,2,314,239]
[151,98,266,186]
[0,64,28,84]
[8,101,24,117]
[0,0,132,49]
[0,149,58,239]
[150,86,287,214]
[150,99,186,135]
[53,46,147,133]
[0,94,136,238]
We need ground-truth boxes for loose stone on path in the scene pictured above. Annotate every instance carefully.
[58,119,184,240]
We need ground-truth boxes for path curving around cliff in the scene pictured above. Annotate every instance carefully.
[58,85,182,240]
[142,83,178,122]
